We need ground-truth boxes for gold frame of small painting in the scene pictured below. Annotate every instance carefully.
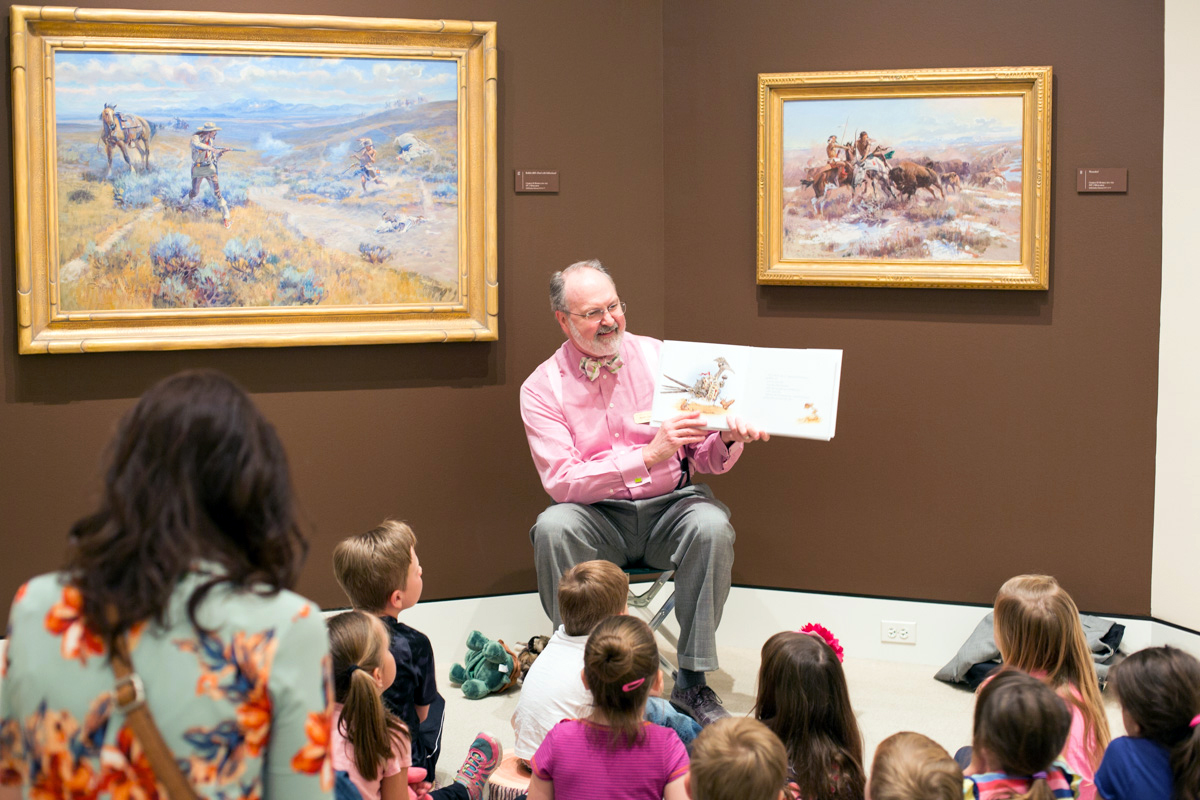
[756,66,1052,289]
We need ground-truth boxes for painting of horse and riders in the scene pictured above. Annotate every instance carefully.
[781,95,1024,263]
[53,50,462,312]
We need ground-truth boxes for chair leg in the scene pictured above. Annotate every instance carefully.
[624,569,679,682]
[648,593,677,680]
[647,592,675,632]
[627,570,675,609]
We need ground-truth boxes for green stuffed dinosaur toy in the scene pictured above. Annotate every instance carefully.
[448,630,522,700]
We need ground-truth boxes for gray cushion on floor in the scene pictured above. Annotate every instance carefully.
[934,611,1123,685]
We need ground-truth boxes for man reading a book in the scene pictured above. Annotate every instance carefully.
[519,258,768,726]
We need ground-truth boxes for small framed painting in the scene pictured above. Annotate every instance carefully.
[756,67,1052,289]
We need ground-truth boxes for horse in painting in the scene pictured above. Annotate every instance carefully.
[799,162,855,214]
[851,154,896,205]
[98,103,154,179]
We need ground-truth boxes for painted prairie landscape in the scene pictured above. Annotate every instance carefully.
[54,51,461,311]
[781,96,1024,262]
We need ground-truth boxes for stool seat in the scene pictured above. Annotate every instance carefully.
[487,754,532,800]
[622,563,676,678]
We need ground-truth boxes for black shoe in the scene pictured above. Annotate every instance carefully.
[669,684,730,727]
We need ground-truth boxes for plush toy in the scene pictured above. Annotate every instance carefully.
[515,634,551,681]
[449,630,522,700]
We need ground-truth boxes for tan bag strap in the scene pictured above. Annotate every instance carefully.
[110,632,202,800]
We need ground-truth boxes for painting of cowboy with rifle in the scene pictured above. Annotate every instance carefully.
[180,121,243,229]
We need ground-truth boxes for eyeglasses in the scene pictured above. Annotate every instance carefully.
[563,300,627,322]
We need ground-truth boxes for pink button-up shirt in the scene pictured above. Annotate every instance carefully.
[520,332,742,505]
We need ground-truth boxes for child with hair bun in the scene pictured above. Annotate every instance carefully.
[527,615,689,800]
[992,575,1111,799]
[753,629,866,800]
[867,732,961,800]
[327,610,501,800]
[1096,646,1200,800]
[966,668,1081,800]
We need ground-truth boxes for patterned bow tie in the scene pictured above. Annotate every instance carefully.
[580,354,623,381]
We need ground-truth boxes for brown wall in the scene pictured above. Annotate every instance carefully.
[0,0,666,617]
[1,0,1165,619]
[662,0,1164,614]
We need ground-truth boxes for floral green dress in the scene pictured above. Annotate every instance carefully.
[0,570,333,800]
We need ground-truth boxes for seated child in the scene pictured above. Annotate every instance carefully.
[334,520,444,777]
[991,574,1110,799]
[753,629,866,799]
[528,615,689,800]
[1095,645,1200,800]
[512,560,700,766]
[686,717,789,800]
[964,668,1081,799]
[326,610,500,800]
[867,732,961,800]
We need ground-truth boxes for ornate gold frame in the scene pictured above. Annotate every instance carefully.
[756,67,1052,289]
[10,6,497,352]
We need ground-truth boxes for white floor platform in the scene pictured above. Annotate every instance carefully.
[403,587,1192,787]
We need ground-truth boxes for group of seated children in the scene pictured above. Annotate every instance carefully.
[323,518,1200,800]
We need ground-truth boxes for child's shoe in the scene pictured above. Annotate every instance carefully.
[453,732,502,800]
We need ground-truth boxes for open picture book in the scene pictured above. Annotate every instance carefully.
[649,340,843,441]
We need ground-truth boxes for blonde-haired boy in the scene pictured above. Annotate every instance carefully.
[333,520,442,774]
[686,717,788,800]
[512,560,701,765]
[867,732,962,800]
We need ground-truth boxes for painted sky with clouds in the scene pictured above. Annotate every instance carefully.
[784,96,1023,150]
[54,51,457,117]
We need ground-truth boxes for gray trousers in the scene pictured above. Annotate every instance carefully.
[530,483,734,672]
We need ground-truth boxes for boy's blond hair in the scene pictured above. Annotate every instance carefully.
[868,732,962,800]
[689,717,787,800]
[333,520,417,611]
[557,560,628,636]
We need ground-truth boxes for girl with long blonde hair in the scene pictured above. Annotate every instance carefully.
[992,575,1111,799]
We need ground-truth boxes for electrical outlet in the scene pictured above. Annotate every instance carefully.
[881,620,917,644]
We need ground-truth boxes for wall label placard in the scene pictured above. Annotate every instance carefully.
[1077,168,1127,193]
[516,170,559,192]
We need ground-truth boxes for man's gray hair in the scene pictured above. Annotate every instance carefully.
[549,259,613,313]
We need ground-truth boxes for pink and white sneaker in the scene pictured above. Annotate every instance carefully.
[453,732,502,800]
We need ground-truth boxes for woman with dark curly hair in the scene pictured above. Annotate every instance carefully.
[0,370,332,800]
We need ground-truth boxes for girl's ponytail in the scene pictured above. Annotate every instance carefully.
[341,665,397,780]
[327,611,408,780]
[1110,646,1200,800]
[1175,718,1200,800]
[583,615,659,750]
[1023,771,1055,800]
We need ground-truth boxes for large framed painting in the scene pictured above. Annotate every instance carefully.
[10,6,497,352]
[757,67,1052,289]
